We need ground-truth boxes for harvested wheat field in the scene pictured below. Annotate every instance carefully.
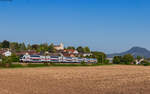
[0,65,150,94]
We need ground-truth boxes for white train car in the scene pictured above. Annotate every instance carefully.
[28,55,42,63]
[20,54,97,63]
[50,56,61,63]
[20,55,42,63]
[76,57,84,63]
[62,57,74,63]
[72,57,79,63]
[84,58,97,63]
[90,58,97,63]
[45,56,51,62]
[20,54,31,62]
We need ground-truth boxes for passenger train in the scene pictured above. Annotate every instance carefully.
[20,55,97,63]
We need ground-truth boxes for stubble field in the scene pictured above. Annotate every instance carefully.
[0,65,150,94]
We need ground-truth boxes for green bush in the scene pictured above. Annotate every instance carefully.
[10,64,24,68]
[141,60,150,66]
[11,54,19,62]
[104,59,109,64]
[113,56,122,64]
[124,62,131,65]
[81,61,87,65]
[2,56,12,67]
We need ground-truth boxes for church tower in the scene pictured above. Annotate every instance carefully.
[60,43,64,50]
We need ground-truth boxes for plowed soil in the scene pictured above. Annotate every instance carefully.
[0,65,150,94]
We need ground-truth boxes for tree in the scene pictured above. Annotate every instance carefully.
[31,44,39,50]
[77,46,84,53]
[37,43,49,52]
[104,59,109,64]
[48,43,56,53]
[67,46,75,50]
[2,56,12,67]
[20,43,26,51]
[113,56,122,64]
[92,51,106,64]
[122,54,134,64]
[10,42,19,51]
[141,60,150,66]
[11,53,19,62]
[2,40,10,48]
[0,42,2,48]
[27,44,32,50]
[84,46,90,53]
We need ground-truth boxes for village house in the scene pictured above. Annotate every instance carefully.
[83,53,92,57]
[3,50,12,57]
[62,52,76,57]
[63,49,79,54]
[54,43,64,50]
[15,50,40,56]
[0,49,12,57]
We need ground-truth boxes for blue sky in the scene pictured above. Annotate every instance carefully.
[0,0,150,53]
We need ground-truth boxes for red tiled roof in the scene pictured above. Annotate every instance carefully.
[64,49,76,53]
[62,52,75,57]
[15,50,40,56]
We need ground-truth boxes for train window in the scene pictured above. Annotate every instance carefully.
[51,56,59,58]
[31,55,40,57]
[32,59,40,61]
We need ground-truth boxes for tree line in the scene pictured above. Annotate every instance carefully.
[113,54,150,66]
[0,40,92,53]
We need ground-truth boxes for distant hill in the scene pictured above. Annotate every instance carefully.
[107,47,150,58]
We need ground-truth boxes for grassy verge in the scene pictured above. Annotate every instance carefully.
[0,63,113,68]
[4,62,150,69]
[27,63,49,67]
[10,64,26,68]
